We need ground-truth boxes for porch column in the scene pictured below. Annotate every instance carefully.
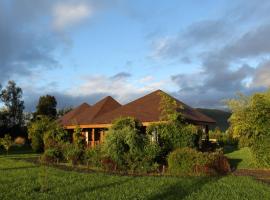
[85,130,89,146]
[91,128,95,147]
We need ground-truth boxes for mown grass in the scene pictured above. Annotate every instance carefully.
[224,146,259,169]
[0,153,270,200]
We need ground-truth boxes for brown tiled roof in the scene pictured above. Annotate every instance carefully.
[78,96,122,125]
[58,102,91,126]
[92,90,215,124]
[60,90,215,126]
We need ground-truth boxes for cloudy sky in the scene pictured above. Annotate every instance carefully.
[1,0,270,111]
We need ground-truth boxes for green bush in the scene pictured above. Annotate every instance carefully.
[168,148,202,175]
[41,148,61,164]
[167,148,230,176]
[252,136,270,167]
[102,117,159,172]
[146,123,199,161]
[84,146,102,167]
[63,143,83,165]
[28,117,51,152]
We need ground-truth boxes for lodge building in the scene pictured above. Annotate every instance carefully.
[59,90,215,147]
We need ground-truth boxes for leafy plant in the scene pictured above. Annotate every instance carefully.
[28,116,52,152]
[63,143,83,165]
[0,134,13,155]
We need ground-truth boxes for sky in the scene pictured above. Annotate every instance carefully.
[0,0,270,111]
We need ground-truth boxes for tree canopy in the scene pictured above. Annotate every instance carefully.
[0,80,24,128]
[36,95,57,118]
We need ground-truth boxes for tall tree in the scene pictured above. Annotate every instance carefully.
[36,95,57,118]
[0,80,24,127]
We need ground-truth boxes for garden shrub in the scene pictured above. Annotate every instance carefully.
[252,136,270,167]
[41,148,61,164]
[73,126,85,149]
[84,145,102,167]
[146,123,199,161]
[167,148,230,176]
[63,143,83,165]
[168,148,202,175]
[28,116,52,152]
[102,117,159,172]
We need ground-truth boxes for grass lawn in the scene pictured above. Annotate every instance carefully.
[0,153,270,200]
[224,146,259,169]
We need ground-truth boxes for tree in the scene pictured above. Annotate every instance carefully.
[36,95,57,118]
[227,90,270,167]
[28,116,52,152]
[227,91,270,142]
[0,134,13,155]
[0,80,24,127]
[57,107,73,117]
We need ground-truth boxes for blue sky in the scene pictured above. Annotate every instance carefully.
[0,0,270,111]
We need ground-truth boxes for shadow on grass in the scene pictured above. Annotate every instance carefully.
[223,145,238,154]
[0,165,39,171]
[146,176,220,200]
[72,178,132,194]
[228,159,242,171]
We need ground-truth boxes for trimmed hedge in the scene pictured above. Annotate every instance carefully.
[167,148,230,176]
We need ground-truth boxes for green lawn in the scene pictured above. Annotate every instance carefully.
[0,153,270,200]
[224,146,259,169]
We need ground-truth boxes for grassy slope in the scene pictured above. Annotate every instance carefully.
[0,154,270,200]
[196,108,231,131]
[224,147,259,169]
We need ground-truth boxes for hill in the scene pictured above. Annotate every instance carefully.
[196,108,231,132]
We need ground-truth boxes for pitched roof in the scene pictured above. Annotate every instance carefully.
[78,96,122,125]
[92,90,215,124]
[60,90,215,126]
[58,102,91,126]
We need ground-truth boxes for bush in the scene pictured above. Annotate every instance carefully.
[102,117,160,173]
[63,144,83,165]
[146,123,199,161]
[41,148,61,164]
[28,117,51,152]
[252,136,270,167]
[84,146,102,167]
[168,148,202,175]
[167,148,230,176]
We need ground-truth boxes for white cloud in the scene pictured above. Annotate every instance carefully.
[52,2,92,31]
[67,74,166,103]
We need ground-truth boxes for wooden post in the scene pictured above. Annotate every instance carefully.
[92,128,95,147]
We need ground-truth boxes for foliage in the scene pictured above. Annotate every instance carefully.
[35,95,57,118]
[252,136,270,168]
[111,117,143,130]
[0,134,13,154]
[72,126,85,149]
[103,117,159,172]
[146,122,199,161]
[227,91,270,140]
[209,128,238,146]
[84,146,102,167]
[0,80,24,128]
[168,148,230,176]
[27,116,51,152]
[227,90,270,166]
[41,148,62,164]
[43,121,69,149]
[158,91,183,122]
[63,143,83,165]
[57,107,73,117]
